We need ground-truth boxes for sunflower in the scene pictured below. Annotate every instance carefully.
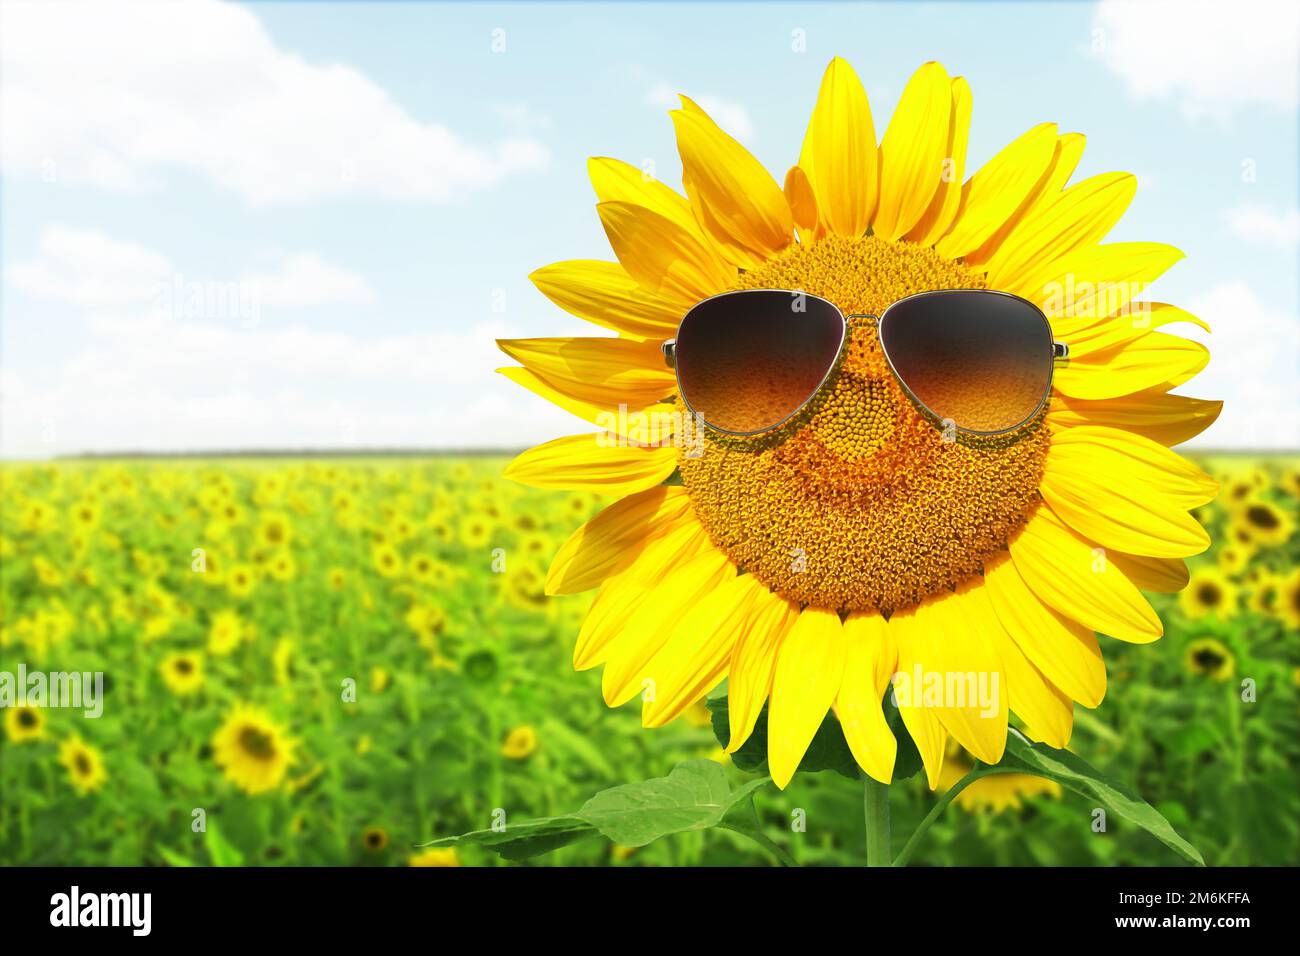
[208,609,245,656]
[4,704,46,743]
[1180,567,1238,621]
[160,651,205,696]
[372,544,403,579]
[58,735,108,795]
[1184,637,1235,682]
[211,703,296,795]
[1277,569,1300,631]
[500,724,539,759]
[500,58,1219,790]
[938,743,1061,814]
[226,563,257,598]
[1231,496,1294,548]
[362,826,389,854]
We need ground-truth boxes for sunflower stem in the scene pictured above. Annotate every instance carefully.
[892,764,1020,867]
[862,772,891,866]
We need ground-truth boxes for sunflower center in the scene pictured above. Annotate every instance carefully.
[1194,648,1225,670]
[239,726,277,761]
[677,235,1050,614]
[74,753,92,775]
[18,709,36,728]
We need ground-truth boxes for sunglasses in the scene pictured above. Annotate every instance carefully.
[661,288,1069,437]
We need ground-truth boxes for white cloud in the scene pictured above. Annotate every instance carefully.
[1181,280,1299,448]
[1092,0,1299,119]
[5,225,374,317]
[646,84,755,143]
[0,0,547,203]
[1225,205,1300,248]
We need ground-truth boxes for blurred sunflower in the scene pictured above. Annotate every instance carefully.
[208,609,245,656]
[409,847,460,867]
[58,735,108,795]
[501,724,539,759]
[1180,567,1238,621]
[4,703,46,743]
[212,703,296,795]
[1232,497,1293,548]
[1184,637,1235,682]
[501,58,1220,788]
[362,826,389,854]
[1277,569,1300,631]
[160,651,205,696]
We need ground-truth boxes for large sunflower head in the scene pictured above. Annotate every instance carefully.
[501,58,1220,789]
[212,703,296,796]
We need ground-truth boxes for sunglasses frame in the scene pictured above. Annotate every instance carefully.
[662,287,1069,438]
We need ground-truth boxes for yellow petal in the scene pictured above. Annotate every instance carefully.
[497,336,676,412]
[990,616,1075,748]
[1020,132,1087,218]
[1012,241,1184,326]
[504,433,678,497]
[767,608,847,789]
[1048,425,1218,510]
[672,98,793,268]
[1048,390,1223,447]
[1108,551,1189,594]
[600,547,735,706]
[798,57,878,238]
[834,611,898,784]
[529,260,683,340]
[1054,331,1208,401]
[498,366,675,433]
[1042,428,1211,558]
[906,77,972,247]
[598,200,733,303]
[545,485,695,595]
[934,122,1058,260]
[984,557,1107,708]
[985,172,1137,289]
[1009,507,1163,643]
[873,62,951,242]
[572,519,710,669]
[640,574,767,728]
[726,588,799,753]
[888,605,947,789]
[784,165,819,243]
[588,156,703,241]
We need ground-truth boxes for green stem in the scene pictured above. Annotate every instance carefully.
[746,802,799,868]
[892,764,1019,867]
[862,773,891,866]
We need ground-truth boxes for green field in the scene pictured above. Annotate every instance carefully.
[1,454,1297,866]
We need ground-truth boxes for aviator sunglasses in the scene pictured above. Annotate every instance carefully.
[661,288,1069,437]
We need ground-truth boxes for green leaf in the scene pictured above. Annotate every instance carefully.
[203,819,245,867]
[1003,728,1204,866]
[422,760,770,860]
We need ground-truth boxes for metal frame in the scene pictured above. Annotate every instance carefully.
[663,287,1068,438]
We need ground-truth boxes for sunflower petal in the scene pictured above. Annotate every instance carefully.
[784,165,819,243]
[889,605,948,789]
[1012,242,1184,327]
[1048,390,1223,447]
[834,611,898,783]
[1009,507,1163,644]
[598,200,733,303]
[529,260,683,340]
[1054,331,1209,401]
[497,337,676,413]
[873,62,952,242]
[798,57,878,238]
[600,547,735,706]
[640,574,767,728]
[934,122,1058,260]
[767,608,847,789]
[498,366,676,433]
[588,156,703,240]
[546,485,695,595]
[1048,425,1219,510]
[672,98,793,267]
[987,608,1075,748]
[1108,551,1190,594]
[504,433,678,497]
[984,172,1137,289]
[984,557,1107,707]
[726,588,799,753]
[906,76,972,247]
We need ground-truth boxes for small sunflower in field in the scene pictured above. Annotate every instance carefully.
[1184,638,1235,682]
[266,550,298,583]
[501,724,539,759]
[409,847,460,867]
[58,735,108,795]
[1180,568,1238,621]
[408,552,438,585]
[458,514,491,550]
[362,826,389,854]
[226,563,257,598]
[4,704,46,743]
[208,609,245,656]
[160,651,204,696]
[326,566,348,591]
[256,510,293,549]
[372,544,403,579]
[212,703,296,795]
[501,57,1219,788]
[1277,569,1300,631]
[1232,497,1293,548]
[1247,573,1283,617]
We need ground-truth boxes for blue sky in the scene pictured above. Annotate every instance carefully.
[2,0,1296,457]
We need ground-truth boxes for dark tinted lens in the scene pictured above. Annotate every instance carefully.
[675,290,844,434]
[879,290,1052,432]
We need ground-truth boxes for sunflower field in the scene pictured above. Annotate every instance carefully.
[1,453,1297,867]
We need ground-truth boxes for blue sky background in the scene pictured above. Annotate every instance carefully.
[2,0,1296,457]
